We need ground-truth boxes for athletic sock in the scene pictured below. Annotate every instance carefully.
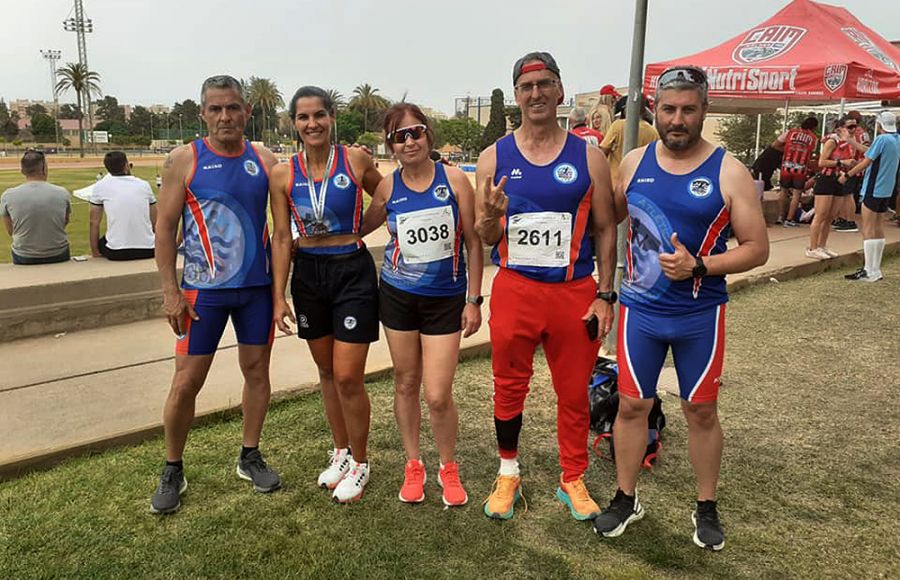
[863,239,877,274]
[499,458,520,477]
[240,446,258,460]
[166,459,183,470]
[872,238,885,275]
[495,413,523,458]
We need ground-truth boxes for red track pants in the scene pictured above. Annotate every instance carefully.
[489,268,600,481]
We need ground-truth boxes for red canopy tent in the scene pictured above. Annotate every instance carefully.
[644,0,900,113]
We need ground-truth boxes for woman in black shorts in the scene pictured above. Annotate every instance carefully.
[361,103,483,507]
[808,118,854,260]
[270,86,383,502]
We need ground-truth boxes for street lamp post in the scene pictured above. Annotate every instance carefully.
[40,49,62,146]
[63,0,95,155]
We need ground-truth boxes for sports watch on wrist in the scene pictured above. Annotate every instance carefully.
[466,295,484,306]
[596,290,617,304]
[692,256,708,278]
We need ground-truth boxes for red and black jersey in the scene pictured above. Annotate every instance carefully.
[780,128,818,176]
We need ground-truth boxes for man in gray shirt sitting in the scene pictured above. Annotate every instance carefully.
[0,150,71,265]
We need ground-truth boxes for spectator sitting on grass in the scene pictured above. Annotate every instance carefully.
[0,149,71,265]
[89,151,157,261]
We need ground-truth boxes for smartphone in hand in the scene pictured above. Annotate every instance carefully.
[584,314,599,341]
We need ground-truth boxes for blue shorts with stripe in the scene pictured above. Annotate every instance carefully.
[176,286,274,356]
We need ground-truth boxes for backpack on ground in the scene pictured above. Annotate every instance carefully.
[588,356,666,469]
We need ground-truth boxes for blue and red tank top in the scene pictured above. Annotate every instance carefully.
[491,132,594,283]
[288,145,364,255]
[182,138,271,290]
[381,162,466,297]
[621,142,730,314]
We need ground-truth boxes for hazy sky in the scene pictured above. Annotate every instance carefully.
[2,0,897,114]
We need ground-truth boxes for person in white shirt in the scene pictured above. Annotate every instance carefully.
[89,151,157,260]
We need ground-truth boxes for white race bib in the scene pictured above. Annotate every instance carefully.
[397,206,455,264]
[507,211,572,268]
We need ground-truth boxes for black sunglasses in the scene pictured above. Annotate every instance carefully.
[658,67,708,89]
[387,124,428,144]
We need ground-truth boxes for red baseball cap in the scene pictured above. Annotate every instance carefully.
[600,84,620,98]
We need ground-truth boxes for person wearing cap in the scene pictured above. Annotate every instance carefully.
[592,65,768,550]
[840,111,899,282]
[475,51,618,523]
[589,90,616,136]
[833,111,871,232]
[569,107,604,146]
[600,95,659,186]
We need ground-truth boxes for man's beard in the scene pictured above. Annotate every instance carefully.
[661,124,701,151]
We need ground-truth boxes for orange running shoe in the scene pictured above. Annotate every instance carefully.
[438,462,468,507]
[556,474,601,521]
[398,459,426,503]
[483,475,522,520]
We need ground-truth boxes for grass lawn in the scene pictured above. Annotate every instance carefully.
[0,165,163,261]
[1,258,898,578]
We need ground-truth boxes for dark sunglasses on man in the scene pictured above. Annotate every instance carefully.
[387,124,428,144]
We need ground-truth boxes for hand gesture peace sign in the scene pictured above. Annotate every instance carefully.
[482,175,509,220]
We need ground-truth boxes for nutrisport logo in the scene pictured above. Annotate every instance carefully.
[824,64,848,93]
[841,27,900,74]
[731,25,806,65]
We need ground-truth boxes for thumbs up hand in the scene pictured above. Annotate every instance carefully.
[658,232,696,281]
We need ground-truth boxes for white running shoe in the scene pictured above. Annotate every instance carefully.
[805,248,828,260]
[818,246,839,258]
[862,270,883,283]
[333,459,369,503]
[317,448,351,490]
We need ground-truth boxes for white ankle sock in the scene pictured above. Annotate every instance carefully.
[499,458,520,476]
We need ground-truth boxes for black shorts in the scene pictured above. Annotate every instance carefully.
[842,175,862,198]
[862,192,890,213]
[813,174,846,196]
[379,281,464,336]
[779,171,806,191]
[290,247,379,343]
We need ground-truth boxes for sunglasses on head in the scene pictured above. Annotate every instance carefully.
[658,67,708,90]
[387,124,428,144]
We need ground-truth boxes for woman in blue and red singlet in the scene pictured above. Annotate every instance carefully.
[270,86,383,503]
[361,103,483,507]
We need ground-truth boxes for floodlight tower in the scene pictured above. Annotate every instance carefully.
[40,49,62,145]
[63,0,94,152]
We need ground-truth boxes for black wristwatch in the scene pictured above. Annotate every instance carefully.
[466,295,484,306]
[596,290,618,304]
[692,256,708,278]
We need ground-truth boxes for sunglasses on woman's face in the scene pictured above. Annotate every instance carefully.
[388,124,427,144]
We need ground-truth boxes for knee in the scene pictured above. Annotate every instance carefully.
[317,365,335,384]
[170,374,203,403]
[617,396,653,422]
[683,403,719,430]
[333,373,363,398]
[424,390,453,415]
[394,372,421,400]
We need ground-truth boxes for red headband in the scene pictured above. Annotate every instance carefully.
[520,62,547,75]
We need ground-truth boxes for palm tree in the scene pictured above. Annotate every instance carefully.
[325,89,346,111]
[55,62,101,158]
[245,77,283,144]
[349,84,390,133]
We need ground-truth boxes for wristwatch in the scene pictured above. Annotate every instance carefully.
[692,256,708,278]
[596,290,618,304]
[466,295,484,306]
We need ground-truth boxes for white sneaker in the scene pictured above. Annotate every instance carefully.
[333,459,369,503]
[818,246,839,258]
[317,448,351,490]
[862,271,883,283]
[805,248,828,260]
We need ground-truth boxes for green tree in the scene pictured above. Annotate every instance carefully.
[715,113,782,165]
[481,88,507,149]
[170,100,202,141]
[505,105,522,131]
[349,84,390,133]
[26,103,48,118]
[245,77,284,144]
[356,131,383,150]
[0,101,18,140]
[326,89,346,111]
[336,109,364,144]
[96,95,125,123]
[58,104,81,119]
[55,62,102,157]
[127,106,152,137]
[30,113,60,139]
[438,117,483,157]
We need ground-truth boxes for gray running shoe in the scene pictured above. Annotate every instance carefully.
[237,449,282,493]
[693,500,725,551]
[150,464,187,515]
[593,489,644,537]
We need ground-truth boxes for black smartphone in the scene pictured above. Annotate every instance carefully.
[584,314,599,341]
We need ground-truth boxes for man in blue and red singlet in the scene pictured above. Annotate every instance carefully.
[592,66,769,550]
[150,75,281,514]
[475,52,618,523]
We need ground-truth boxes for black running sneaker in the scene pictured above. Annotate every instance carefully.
[833,220,858,232]
[237,449,282,493]
[692,500,725,551]
[593,489,644,538]
[150,464,187,515]
[845,268,868,280]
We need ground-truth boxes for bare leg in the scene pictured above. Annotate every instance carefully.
[163,354,215,461]
[613,395,655,494]
[238,343,272,448]
[332,341,371,462]
[682,400,723,501]
[809,194,834,250]
[421,332,463,464]
[307,336,349,449]
[385,328,423,461]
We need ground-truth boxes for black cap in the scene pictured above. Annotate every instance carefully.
[512,51,561,85]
